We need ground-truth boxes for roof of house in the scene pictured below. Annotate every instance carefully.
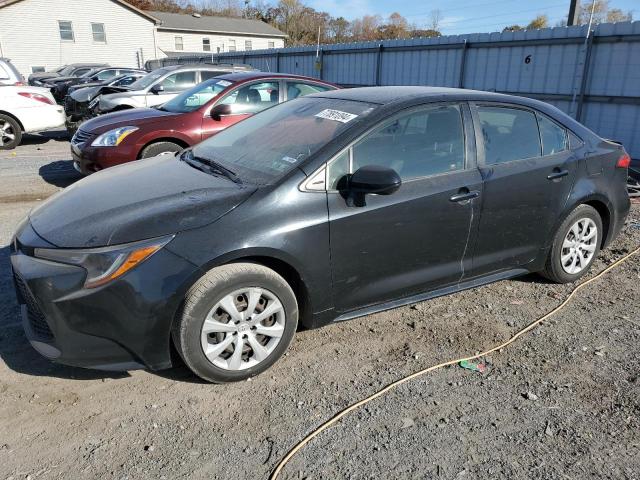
[150,11,287,38]
[0,0,161,23]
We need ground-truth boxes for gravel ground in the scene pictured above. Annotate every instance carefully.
[0,134,639,480]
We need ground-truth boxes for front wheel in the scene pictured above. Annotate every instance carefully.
[140,141,183,159]
[172,263,299,383]
[541,204,602,283]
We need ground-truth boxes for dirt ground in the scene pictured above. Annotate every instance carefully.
[0,133,639,480]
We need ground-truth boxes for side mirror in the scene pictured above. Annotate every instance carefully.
[150,84,165,94]
[211,103,233,121]
[345,165,401,207]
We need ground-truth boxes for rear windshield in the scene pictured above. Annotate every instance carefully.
[190,97,377,185]
[160,79,235,113]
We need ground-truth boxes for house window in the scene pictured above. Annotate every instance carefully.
[245,40,252,51]
[203,38,211,51]
[175,36,184,51]
[58,20,74,41]
[268,41,275,49]
[92,23,106,43]
[31,66,46,73]
[228,39,236,52]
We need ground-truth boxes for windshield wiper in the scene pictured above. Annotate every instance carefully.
[181,149,242,184]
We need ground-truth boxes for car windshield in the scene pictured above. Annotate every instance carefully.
[188,97,377,185]
[81,69,99,78]
[160,79,235,113]
[128,69,170,90]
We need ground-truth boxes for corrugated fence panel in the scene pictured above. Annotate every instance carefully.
[153,21,640,158]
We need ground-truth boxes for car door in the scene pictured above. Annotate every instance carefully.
[200,80,280,140]
[325,103,483,313]
[468,103,577,277]
[145,70,197,107]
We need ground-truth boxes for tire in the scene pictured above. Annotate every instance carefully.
[140,141,183,159]
[541,204,603,283]
[172,263,299,383]
[0,114,22,150]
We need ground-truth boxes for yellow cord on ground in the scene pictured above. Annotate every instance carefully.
[270,246,640,480]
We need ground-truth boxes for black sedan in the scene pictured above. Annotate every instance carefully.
[10,87,631,382]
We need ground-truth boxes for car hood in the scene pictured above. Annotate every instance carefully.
[29,155,258,248]
[70,85,102,102]
[81,107,181,132]
[48,75,79,84]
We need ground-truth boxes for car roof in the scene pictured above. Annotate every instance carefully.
[312,86,517,105]
[213,71,334,84]
[157,63,255,73]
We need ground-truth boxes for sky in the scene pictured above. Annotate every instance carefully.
[304,0,638,35]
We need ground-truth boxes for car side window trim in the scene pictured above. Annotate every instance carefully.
[301,102,471,193]
[535,111,571,157]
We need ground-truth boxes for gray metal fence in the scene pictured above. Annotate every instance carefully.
[148,21,640,158]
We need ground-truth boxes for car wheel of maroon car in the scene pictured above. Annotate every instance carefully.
[140,141,184,159]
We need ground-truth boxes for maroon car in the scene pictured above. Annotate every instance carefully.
[70,72,338,174]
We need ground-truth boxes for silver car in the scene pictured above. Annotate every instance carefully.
[0,58,25,86]
[96,63,257,113]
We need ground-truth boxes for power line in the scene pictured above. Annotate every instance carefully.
[404,0,567,18]
[437,3,566,26]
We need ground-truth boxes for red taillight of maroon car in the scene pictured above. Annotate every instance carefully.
[616,153,631,169]
[18,92,54,105]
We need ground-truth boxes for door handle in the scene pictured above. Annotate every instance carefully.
[449,190,480,202]
[547,169,569,180]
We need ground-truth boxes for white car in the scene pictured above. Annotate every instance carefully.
[0,86,66,149]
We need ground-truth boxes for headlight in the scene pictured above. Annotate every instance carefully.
[34,235,173,289]
[91,126,139,147]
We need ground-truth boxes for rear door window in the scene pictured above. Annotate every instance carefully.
[477,106,541,164]
[160,71,197,92]
[286,82,332,100]
[537,113,567,155]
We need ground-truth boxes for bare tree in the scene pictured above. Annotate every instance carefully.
[429,9,442,31]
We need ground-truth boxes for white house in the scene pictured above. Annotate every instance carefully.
[0,0,286,77]
[151,11,286,57]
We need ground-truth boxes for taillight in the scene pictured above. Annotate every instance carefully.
[616,153,631,168]
[17,92,54,105]
[14,81,25,86]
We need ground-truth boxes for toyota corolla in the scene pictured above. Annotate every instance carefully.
[11,87,630,383]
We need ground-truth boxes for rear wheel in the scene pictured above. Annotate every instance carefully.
[140,141,183,159]
[172,263,298,383]
[541,204,602,283]
[0,114,22,150]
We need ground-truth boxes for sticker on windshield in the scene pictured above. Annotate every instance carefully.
[216,80,232,87]
[314,109,358,123]
[281,156,299,164]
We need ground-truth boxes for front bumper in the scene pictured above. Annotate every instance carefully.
[10,223,200,371]
[71,138,139,175]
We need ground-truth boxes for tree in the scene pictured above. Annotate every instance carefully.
[429,9,442,31]
[328,17,350,43]
[577,0,633,25]
[378,12,410,39]
[527,14,549,29]
[503,24,524,32]
[409,29,441,38]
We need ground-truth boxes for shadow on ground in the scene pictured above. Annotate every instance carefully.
[0,245,204,383]
[38,160,83,188]
[21,130,69,146]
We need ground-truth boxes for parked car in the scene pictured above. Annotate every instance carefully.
[0,86,65,149]
[11,87,630,382]
[49,67,147,103]
[95,63,257,114]
[71,72,337,174]
[64,72,148,135]
[0,58,26,86]
[28,63,109,86]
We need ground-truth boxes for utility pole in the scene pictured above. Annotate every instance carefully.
[568,0,580,26]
